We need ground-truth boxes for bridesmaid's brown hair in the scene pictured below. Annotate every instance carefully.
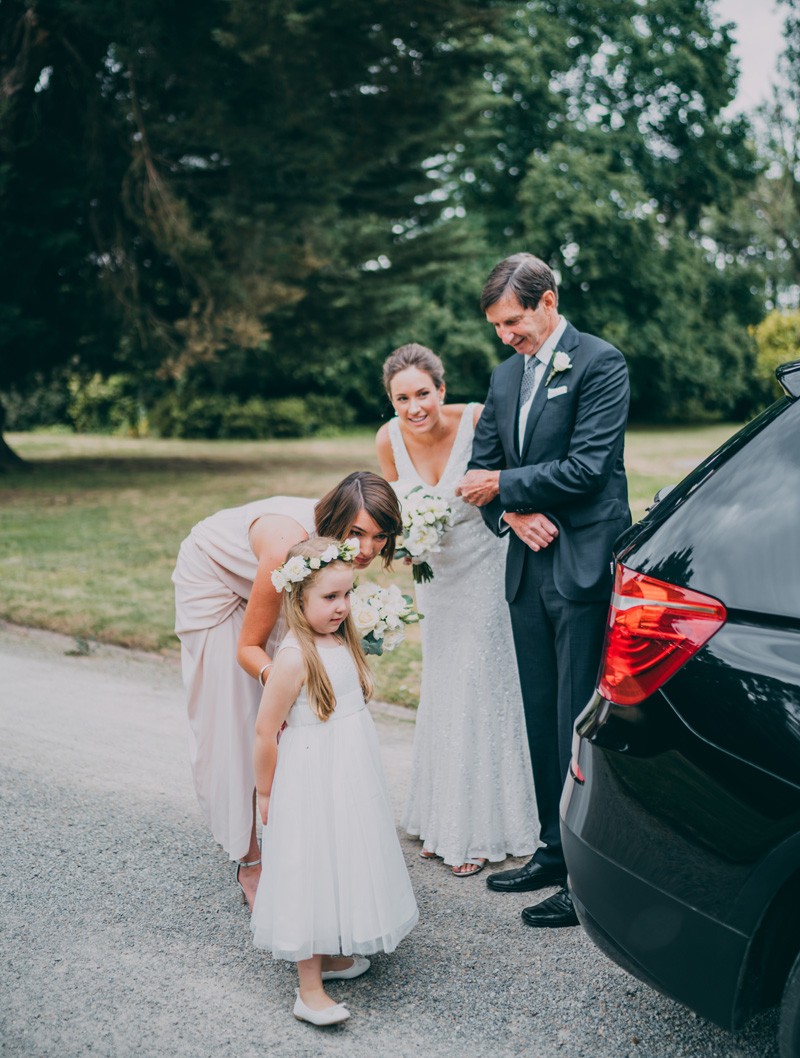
[314,471,401,567]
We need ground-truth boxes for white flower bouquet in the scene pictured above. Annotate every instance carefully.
[350,581,423,656]
[393,483,453,584]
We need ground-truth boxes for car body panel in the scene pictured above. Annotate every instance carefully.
[561,372,800,1033]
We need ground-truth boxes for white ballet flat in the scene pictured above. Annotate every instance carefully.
[320,955,371,982]
[292,991,350,1026]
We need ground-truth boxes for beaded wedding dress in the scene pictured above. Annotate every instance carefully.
[389,405,538,866]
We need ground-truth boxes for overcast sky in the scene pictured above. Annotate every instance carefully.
[714,0,786,110]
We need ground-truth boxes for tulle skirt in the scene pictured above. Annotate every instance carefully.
[251,707,418,962]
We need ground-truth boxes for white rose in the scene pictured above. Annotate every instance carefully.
[401,535,425,558]
[381,628,405,651]
[552,351,572,374]
[341,538,360,561]
[351,604,380,634]
[409,524,439,552]
[320,545,340,564]
[270,568,288,592]
[380,585,407,616]
[282,556,309,583]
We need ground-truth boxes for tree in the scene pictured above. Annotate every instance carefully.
[749,0,800,305]
[0,0,503,461]
[455,0,764,421]
[0,0,777,444]
[752,308,800,402]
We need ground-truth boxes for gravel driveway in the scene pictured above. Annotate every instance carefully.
[0,622,780,1058]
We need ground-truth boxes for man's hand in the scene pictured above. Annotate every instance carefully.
[455,469,501,506]
[503,511,558,551]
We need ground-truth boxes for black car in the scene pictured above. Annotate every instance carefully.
[561,360,800,1057]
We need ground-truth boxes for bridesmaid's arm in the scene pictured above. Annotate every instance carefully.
[236,514,308,681]
[472,403,485,429]
[253,648,303,825]
[375,423,398,482]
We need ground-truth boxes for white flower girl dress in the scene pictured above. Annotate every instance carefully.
[251,635,418,960]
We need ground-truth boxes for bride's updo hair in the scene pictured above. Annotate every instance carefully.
[382,343,445,397]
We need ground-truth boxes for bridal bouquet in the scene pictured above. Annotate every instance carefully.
[393,483,453,584]
[350,581,422,656]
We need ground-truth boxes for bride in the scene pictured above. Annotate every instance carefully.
[375,343,538,876]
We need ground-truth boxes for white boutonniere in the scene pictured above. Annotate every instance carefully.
[545,350,572,388]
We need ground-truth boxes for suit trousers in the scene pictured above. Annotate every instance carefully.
[508,545,607,870]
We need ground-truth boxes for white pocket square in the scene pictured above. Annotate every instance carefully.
[547,385,568,399]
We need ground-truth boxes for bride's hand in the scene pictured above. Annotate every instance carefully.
[502,511,558,551]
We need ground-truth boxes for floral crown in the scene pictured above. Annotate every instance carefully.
[271,538,360,593]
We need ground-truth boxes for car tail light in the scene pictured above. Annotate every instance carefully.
[597,564,726,707]
[570,758,585,784]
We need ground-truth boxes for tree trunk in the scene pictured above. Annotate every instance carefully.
[0,434,25,471]
[0,403,26,471]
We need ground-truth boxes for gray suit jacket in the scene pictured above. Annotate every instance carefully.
[469,320,631,603]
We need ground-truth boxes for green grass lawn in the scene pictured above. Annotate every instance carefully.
[0,423,742,707]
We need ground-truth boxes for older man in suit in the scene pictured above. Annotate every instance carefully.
[457,253,631,928]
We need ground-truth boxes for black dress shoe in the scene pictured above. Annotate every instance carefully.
[521,887,579,928]
[486,859,567,893]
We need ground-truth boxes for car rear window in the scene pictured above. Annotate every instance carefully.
[629,399,800,617]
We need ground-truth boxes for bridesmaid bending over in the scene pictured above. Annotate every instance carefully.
[375,343,538,877]
[172,471,401,909]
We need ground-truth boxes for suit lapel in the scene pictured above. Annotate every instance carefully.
[520,322,580,461]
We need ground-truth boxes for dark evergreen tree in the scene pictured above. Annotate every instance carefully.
[457,0,765,421]
[748,0,800,304]
[0,0,502,458]
[0,0,778,450]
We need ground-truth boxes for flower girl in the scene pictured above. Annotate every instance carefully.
[250,536,418,1025]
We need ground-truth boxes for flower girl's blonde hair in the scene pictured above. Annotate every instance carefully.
[279,537,374,721]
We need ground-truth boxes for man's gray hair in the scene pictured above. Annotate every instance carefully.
[480,253,558,313]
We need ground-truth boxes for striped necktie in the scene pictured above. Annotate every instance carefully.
[518,356,538,411]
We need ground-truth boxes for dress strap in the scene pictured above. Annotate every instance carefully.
[438,404,477,487]
[276,634,302,655]
[455,403,476,448]
[387,418,420,482]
